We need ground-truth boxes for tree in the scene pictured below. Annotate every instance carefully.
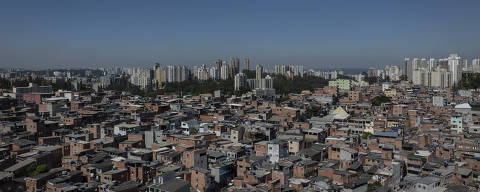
[361,132,371,139]
[12,79,29,87]
[275,96,290,104]
[28,164,48,176]
[273,75,328,95]
[106,74,328,97]
[365,76,379,84]
[35,164,48,173]
[0,78,12,89]
[457,73,480,90]
[371,96,391,106]
[305,106,324,119]
[0,77,76,91]
[107,77,144,96]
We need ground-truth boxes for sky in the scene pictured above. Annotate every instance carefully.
[1,0,480,70]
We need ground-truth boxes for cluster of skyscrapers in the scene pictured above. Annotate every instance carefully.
[273,65,304,77]
[234,65,273,94]
[404,54,472,88]
[139,57,253,89]
[192,57,250,81]
[364,54,479,88]
[117,64,192,90]
[304,70,344,80]
[128,68,154,89]
[101,53,480,91]
[367,65,402,81]
[154,64,190,85]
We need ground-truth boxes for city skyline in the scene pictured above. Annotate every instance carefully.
[2,54,480,72]
[3,1,480,191]
[1,0,480,69]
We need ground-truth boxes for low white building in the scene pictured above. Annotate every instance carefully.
[267,141,288,163]
[455,103,471,114]
[432,96,444,107]
[411,176,441,192]
[114,123,140,136]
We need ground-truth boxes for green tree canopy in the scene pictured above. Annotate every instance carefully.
[371,96,391,106]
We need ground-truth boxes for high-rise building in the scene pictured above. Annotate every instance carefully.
[438,59,449,69]
[428,58,437,71]
[263,75,273,89]
[273,65,304,77]
[220,63,229,80]
[246,75,274,90]
[412,67,451,88]
[214,59,222,69]
[229,57,240,77]
[154,63,163,88]
[195,64,209,81]
[256,65,263,80]
[412,68,429,87]
[167,66,175,82]
[166,65,189,83]
[274,65,287,75]
[404,58,412,81]
[473,59,480,71]
[385,65,401,81]
[209,67,219,80]
[129,68,153,89]
[430,68,451,88]
[244,58,250,71]
[246,79,259,89]
[154,63,168,88]
[447,54,462,86]
[412,58,421,70]
[406,54,468,87]
[291,66,304,77]
[462,59,468,71]
[420,58,428,69]
[367,68,377,77]
[180,66,189,82]
[234,73,246,91]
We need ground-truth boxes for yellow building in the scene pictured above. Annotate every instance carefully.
[384,89,397,97]
[331,106,348,115]
[387,120,400,128]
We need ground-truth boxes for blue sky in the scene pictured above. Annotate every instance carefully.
[1,0,479,69]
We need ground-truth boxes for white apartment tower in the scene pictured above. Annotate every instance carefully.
[220,63,230,80]
[448,54,463,86]
[473,59,480,71]
[234,73,246,91]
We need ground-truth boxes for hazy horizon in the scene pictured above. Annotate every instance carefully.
[1,0,480,69]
